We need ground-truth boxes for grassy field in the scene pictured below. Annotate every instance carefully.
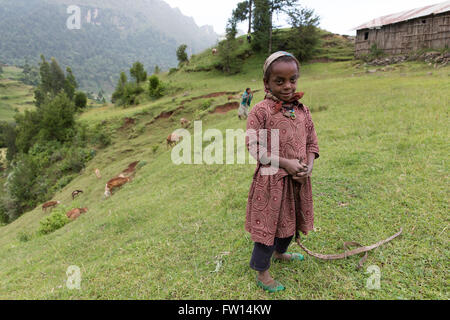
[0,66,35,122]
[0,53,448,299]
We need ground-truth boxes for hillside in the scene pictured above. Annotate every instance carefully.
[0,66,35,122]
[0,0,218,94]
[0,43,448,299]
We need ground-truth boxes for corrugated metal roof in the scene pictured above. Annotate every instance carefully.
[355,1,450,30]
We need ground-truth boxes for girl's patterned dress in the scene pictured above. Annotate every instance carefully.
[245,98,320,246]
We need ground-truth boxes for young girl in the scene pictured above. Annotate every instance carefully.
[245,51,320,293]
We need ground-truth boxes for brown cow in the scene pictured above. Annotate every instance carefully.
[127,161,140,170]
[212,48,218,55]
[71,190,83,200]
[104,177,131,198]
[117,161,140,178]
[42,201,61,212]
[66,208,88,220]
[166,133,181,148]
[180,118,190,128]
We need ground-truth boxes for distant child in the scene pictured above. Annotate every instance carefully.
[238,88,253,120]
[245,51,320,293]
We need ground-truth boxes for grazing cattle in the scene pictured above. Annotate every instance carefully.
[95,168,102,179]
[42,201,61,212]
[66,208,88,220]
[104,177,131,198]
[118,161,140,178]
[126,161,139,171]
[166,133,181,148]
[212,48,218,55]
[180,118,190,128]
[71,190,83,200]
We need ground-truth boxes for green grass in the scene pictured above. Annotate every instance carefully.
[0,66,35,122]
[0,54,448,299]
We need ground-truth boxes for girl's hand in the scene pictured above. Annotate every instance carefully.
[293,163,313,184]
[281,158,307,176]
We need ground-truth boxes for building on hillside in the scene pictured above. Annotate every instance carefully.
[354,1,450,57]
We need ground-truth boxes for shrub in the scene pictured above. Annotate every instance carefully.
[200,99,214,111]
[38,208,70,235]
[370,44,385,59]
[17,230,33,242]
[74,91,87,110]
[176,44,189,66]
[121,82,144,106]
[148,75,165,98]
[217,39,243,74]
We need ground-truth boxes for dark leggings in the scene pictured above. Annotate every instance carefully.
[249,236,294,271]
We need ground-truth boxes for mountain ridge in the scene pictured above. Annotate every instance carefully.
[0,0,218,93]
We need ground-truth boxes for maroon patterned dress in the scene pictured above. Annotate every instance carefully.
[245,99,320,246]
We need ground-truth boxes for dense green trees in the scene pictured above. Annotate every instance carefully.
[34,55,85,109]
[111,61,165,106]
[221,0,321,69]
[251,0,304,53]
[0,121,17,161]
[20,63,39,86]
[0,0,218,95]
[0,56,107,223]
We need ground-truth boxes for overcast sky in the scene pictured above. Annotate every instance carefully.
[164,0,445,35]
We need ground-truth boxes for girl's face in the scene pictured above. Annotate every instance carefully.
[264,60,299,102]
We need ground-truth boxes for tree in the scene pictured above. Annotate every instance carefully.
[176,44,189,66]
[287,7,320,61]
[148,75,165,98]
[218,17,242,74]
[111,71,127,104]
[252,0,271,52]
[38,93,76,143]
[233,1,254,34]
[153,65,160,75]
[0,65,3,75]
[14,109,43,154]
[0,121,17,161]
[130,61,147,84]
[64,67,78,100]
[97,89,105,103]
[34,55,52,107]
[253,0,300,53]
[20,62,39,86]
[74,91,87,110]
[34,55,79,107]
[49,58,66,96]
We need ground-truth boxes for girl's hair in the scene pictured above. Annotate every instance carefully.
[263,56,300,81]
